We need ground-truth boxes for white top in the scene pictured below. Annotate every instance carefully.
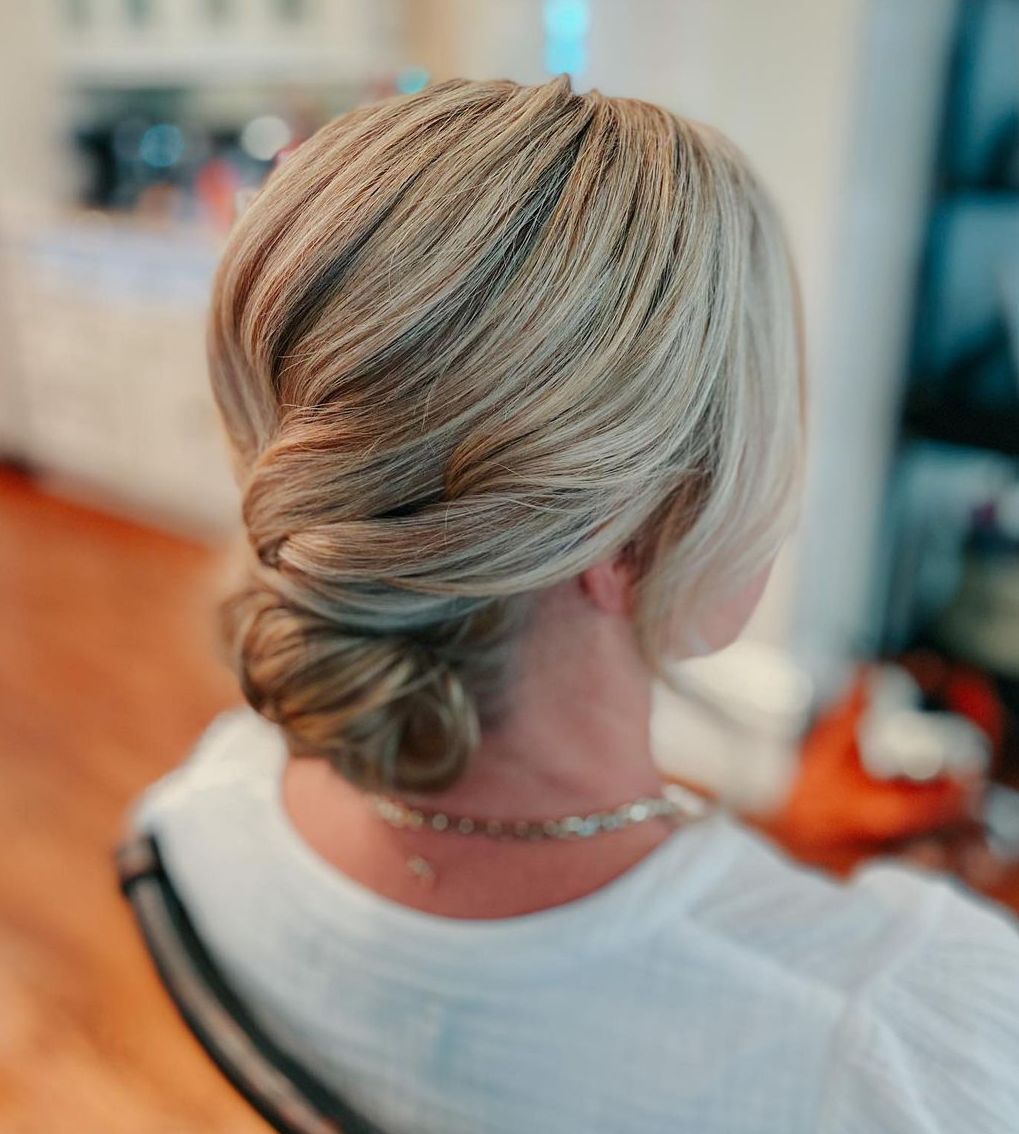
[131,705,1019,1134]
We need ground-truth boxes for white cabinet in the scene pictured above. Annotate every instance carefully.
[5,215,240,536]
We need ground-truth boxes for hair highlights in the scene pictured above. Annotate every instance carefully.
[207,75,802,792]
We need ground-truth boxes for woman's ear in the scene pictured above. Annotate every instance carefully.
[578,550,636,616]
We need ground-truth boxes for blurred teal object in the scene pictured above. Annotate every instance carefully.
[543,0,589,38]
[396,67,429,95]
[543,0,588,78]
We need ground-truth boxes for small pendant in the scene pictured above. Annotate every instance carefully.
[407,855,436,885]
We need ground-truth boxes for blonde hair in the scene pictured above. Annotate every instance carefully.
[208,75,802,792]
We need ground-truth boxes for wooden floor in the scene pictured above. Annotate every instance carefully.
[0,468,260,1133]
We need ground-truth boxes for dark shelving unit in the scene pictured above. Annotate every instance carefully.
[875,0,1019,765]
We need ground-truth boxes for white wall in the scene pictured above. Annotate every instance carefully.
[410,0,546,85]
[0,7,62,213]
[0,4,63,456]
[788,0,956,692]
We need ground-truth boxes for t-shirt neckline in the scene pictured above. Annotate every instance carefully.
[234,706,743,955]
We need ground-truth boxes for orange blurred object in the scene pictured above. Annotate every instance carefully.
[194,156,242,233]
[749,657,1002,875]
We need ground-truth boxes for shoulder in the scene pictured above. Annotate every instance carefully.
[689,817,956,995]
[709,815,1019,1013]
[819,868,1019,1133]
[127,704,284,834]
[703,821,1019,1131]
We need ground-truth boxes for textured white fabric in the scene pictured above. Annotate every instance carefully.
[132,706,1019,1134]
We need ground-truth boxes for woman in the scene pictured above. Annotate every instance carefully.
[130,77,1019,1132]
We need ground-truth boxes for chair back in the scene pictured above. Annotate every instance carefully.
[116,831,387,1134]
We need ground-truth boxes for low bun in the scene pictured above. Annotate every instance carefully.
[219,557,486,791]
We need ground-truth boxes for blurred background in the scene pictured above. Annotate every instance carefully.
[2,1,1019,1129]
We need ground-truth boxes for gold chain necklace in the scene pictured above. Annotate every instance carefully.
[367,783,713,885]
